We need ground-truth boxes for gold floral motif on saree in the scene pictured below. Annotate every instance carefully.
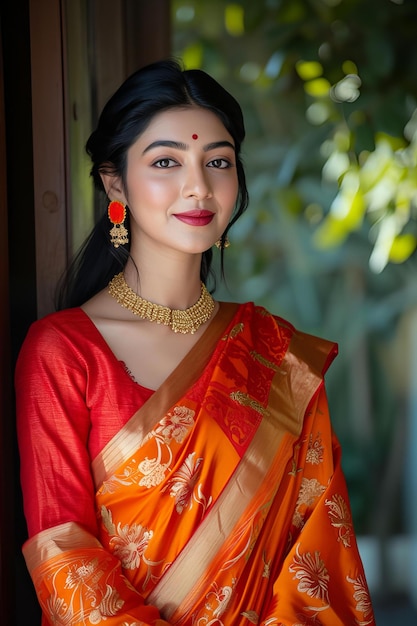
[230,390,269,417]
[250,350,280,372]
[346,575,375,625]
[222,322,244,340]
[291,478,327,529]
[162,451,212,515]
[288,443,302,477]
[325,493,353,548]
[99,406,196,494]
[305,432,324,465]
[241,609,259,623]
[289,543,330,610]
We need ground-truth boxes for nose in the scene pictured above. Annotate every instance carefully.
[182,163,212,200]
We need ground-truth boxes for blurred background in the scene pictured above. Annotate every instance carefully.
[172,2,417,623]
[1,0,417,623]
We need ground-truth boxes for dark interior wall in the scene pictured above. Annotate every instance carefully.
[2,5,37,353]
[1,1,40,623]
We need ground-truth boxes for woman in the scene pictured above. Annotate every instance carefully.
[16,59,375,626]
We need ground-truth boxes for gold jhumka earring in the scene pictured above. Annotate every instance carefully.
[108,200,129,248]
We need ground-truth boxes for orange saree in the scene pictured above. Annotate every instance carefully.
[17,302,375,626]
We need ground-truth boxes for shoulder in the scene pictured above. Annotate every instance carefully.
[19,308,95,352]
[16,308,98,373]
[236,302,338,375]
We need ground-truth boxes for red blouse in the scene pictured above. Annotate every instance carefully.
[15,308,153,538]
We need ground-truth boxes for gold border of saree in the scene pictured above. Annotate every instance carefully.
[147,322,337,621]
[91,302,240,489]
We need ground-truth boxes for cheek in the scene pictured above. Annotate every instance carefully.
[127,175,172,206]
[223,179,239,212]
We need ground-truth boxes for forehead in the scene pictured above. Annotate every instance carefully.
[140,106,232,141]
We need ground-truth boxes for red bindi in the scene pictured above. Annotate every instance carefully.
[192,134,198,140]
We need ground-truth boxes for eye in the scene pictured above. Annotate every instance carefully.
[207,158,232,169]
[153,158,178,168]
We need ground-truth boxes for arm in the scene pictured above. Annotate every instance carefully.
[260,387,375,626]
[15,316,169,625]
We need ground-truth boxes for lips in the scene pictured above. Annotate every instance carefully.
[174,210,215,226]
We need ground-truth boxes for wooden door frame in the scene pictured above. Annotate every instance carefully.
[29,0,172,318]
[30,0,68,319]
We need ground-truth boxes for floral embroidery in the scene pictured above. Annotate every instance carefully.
[42,555,127,624]
[162,452,212,514]
[100,406,195,493]
[289,544,330,606]
[154,406,195,443]
[296,478,326,508]
[250,350,280,372]
[206,582,234,618]
[292,478,326,528]
[100,506,163,590]
[305,433,324,465]
[292,509,304,529]
[241,609,259,623]
[288,444,302,477]
[46,594,73,625]
[110,522,153,570]
[230,391,268,417]
[101,506,152,569]
[262,551,272,578]
[347,574,374,625]
[138,457,168,488]
[222,322,244,340]
[88,585,124,623]
[65,559,99,589]
[325,493,353,548]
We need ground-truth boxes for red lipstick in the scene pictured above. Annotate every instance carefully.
[174,210,214,226]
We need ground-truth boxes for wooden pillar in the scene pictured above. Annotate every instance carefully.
[124,0,171,75]
[30,0,68,319]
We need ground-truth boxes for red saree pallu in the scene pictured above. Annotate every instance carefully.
[19,302,376,626]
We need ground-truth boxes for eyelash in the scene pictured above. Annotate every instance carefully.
[152,157,232,169]
[207,158,232,169]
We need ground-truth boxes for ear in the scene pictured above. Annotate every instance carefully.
[100,173,127,205]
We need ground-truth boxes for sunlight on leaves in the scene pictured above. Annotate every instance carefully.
[225,3,245,36]
[306,101,331,125]
[316,125,417,270]
[304,77,331,97]
[182,42,203,69]
[295,60,323,81]
[389,234,417,263]
[330,74,361,103]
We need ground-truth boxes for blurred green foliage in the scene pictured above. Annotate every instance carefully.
[172,0,417,534]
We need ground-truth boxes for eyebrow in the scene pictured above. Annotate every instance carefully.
[142,139,235,154]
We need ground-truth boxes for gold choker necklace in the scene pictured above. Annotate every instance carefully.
[108,272,215,334]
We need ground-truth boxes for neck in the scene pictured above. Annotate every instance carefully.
[108,272,214,334]
[123,254,204,310]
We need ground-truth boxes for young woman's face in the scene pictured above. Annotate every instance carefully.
[120,106,239,258]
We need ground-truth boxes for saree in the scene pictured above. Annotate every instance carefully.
[17,302,375,626]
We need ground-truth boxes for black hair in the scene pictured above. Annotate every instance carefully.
[56,58,248,309]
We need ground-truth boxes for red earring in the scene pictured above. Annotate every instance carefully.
[108,200,129,248]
